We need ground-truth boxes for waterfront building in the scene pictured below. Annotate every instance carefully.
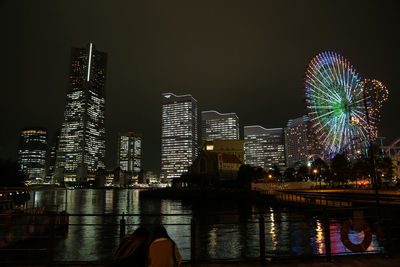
[190,150,242,180]
[46,128,60,181]
[117,132,142,173]
[284,115,322,167]
[18,128,48,183]
[56,43,107,183]
[201,111,239,143]
[161,93,198,180]
[203,139,244,163]
[244,126,286,169]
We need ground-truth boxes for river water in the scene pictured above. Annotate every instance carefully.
[30,189,382,262]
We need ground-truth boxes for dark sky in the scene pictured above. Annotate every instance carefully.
[1,0,399,173]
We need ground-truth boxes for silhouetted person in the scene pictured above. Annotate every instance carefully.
[148,226,182,267]
[112,227,150,267]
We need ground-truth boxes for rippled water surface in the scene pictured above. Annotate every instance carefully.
[29,189,382,262]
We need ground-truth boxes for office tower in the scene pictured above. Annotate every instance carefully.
[161,93,198,180]
[18,127,48,182]
[284,115,322,167]
[56,43,107,183]
[201,111,239,143]
[244,126,286,169]
[117,132,142,173]
[46,128,60,180]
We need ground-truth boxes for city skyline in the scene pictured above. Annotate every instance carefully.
[1,1,399,173]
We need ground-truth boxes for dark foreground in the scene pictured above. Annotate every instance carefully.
[3,255,400,267]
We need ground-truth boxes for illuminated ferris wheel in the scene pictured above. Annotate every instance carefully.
[304,51,388,158]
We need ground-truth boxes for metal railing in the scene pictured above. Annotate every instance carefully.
[273,190,400,206]
[274,191,353,208]
[0,208,393,266]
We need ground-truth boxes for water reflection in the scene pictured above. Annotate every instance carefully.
[27,189,384,262]
[269,207,277,251]
[315,220,325,255]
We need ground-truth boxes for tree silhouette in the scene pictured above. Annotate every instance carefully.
[283,167,296,182]
[297,165,309,181]
[331,154,350,186]
[351,158,369,181]
[237,164,255,191]
[0,159,27,187]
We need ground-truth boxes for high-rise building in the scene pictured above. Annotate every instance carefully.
[46,128,60,180]
[18,128,48,182]
[201,111,239,143]
[161,93,198,180]
[117,132,142,173]
[284,115,322,167]
[56,43,107,183]
[244,126,286,169]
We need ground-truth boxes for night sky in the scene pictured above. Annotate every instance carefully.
[1,0,399,173]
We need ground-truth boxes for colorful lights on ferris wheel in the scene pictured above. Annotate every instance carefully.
[304,51,389,158]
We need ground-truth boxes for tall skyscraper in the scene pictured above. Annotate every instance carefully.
[161,93,198,180]
[201,110,239,143]
[18,127,48,183]
[117,132,142,173]
[284,115,322,167]
[56,43,107,183]
[46,128,60,180]
[244,126,286,169]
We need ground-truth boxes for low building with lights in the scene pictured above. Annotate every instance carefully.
[203,139,244,163]
[190,150,242,180]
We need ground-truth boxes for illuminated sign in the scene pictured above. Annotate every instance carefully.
[206,145,214,151]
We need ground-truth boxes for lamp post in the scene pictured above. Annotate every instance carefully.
[313,169,318,189]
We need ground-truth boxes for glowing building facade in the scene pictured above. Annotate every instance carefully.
[244,126,286,169]
[56,43,107,183]
[284,115,322,167]
[161,93,198,180]
[117,132,142,173]
[201,111,239,143]
[18,128,48,182]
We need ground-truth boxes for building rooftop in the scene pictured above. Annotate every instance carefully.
[162,92,198,103]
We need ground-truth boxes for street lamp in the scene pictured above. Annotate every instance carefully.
[313,169,319,188]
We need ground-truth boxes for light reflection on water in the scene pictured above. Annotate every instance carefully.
[27,189,383,262]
